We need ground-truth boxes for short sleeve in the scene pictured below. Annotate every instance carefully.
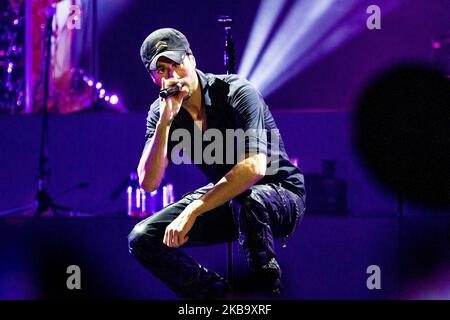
[144,101,160,146]
[230,81,268,155]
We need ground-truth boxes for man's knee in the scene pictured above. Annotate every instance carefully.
[128,225,143,254]
[127,222,159,255]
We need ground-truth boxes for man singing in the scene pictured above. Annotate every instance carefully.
[128,28,305,299]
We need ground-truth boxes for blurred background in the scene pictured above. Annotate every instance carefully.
[0,0,449,299]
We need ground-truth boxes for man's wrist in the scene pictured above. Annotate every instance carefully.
[188,199,204,217]
[156,120,171,131]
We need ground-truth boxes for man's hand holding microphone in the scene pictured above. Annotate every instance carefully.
[158,78,188,126]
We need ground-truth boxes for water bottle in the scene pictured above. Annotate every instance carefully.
[128,179,174,217]
[162,184,175,207]
[127,172,143,217]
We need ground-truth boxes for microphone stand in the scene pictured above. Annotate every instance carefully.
[218,15,237,284]
[218,16,236,74]
[34,5,56,217]
[0,6,90,218]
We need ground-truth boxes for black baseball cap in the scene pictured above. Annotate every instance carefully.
[140,28,192,71]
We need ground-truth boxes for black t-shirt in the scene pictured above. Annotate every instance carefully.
[145,69,305,198]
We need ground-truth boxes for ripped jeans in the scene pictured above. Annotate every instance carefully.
[128,182,305,298]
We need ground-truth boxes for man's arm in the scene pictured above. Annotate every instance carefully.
[137,121,170,192]
[190,152,266,216]
[138,78,187,192]
[163,152,266,248]
[189,80,270,214]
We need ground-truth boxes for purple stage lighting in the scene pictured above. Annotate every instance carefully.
[262,0,402,97]
[249,0,335,94]
[110,95,118,105]
[242,0,402,98]
[238,0,287,79]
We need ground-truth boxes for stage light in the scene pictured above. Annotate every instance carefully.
[238,0,287,79]
[242,0,401,98]
[110,95,118,105]
[263,0,402,97]
[263,18,362,96]
[105,96,110,102]
[255,0,362,96]
[95,82,102,89]
[249,0,336,93]
[87,80,93,87]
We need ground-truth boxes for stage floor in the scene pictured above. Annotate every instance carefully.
[1,215,449,299]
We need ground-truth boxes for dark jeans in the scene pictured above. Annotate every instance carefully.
[128,182,305,298]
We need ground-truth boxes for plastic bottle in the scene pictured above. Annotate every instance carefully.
[162,184,174,207]
[127,172,143,217]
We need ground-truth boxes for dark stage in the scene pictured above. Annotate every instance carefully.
[1,112,449,300]
[1,215,449,300]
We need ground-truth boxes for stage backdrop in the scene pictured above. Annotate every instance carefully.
[0,110,446,217]
[95,0,450,111]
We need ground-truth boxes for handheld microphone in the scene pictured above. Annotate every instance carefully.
[159,85,181,98]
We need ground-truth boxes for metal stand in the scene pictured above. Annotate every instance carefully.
[0,6,88,218]
[218,15,237,284]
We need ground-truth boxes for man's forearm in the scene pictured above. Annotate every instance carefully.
[188,154,266,216]
[138,121,170,192]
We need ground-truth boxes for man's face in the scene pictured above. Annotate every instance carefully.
[149,54,197,101]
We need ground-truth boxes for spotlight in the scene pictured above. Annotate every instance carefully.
[74,69,126,111]
[238,0,287,79]
[254,0,360,96]
[249,0,335,93]
[110,95,118,105]
[242,0,401,98]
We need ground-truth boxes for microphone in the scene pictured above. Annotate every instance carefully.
[159,84,182,98]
